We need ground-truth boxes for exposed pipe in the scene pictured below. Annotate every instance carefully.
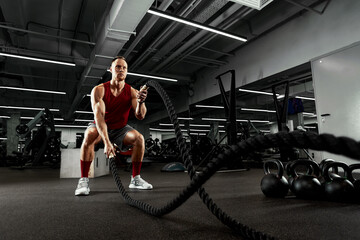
[71,0,88,56]
[282,0,332,15]
[199,46,235,56]
[184,55,227,66]
[130,0,204,69]
[123,0,174,58]
[0,24,95,45]
[0,71,77,82]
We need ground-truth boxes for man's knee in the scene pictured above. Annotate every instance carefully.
[135,133,144,146]
[127,131,144,146]
[82,128,100,148]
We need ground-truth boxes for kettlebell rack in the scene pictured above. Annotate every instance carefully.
[261,158,360,202]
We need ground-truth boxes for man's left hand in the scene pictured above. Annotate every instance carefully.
[137,85,148,103]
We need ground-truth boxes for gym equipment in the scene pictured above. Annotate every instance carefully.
[260,159,289,198]
[215,70,247,170]
[145,137,162,157]
[288,159,322,199]
[348,163,360,198]
[322,161,355,202]
[286,159,315,192]
[216,70,237,146]
[285,161,294,190]
[195,133,228,171]
[108,80,360,240]
[10,108,59,168]
[161,162,186,172]
[190,135,214,165]
[319,158,336,171]
[272,81,291,162]
[318,158,340,185]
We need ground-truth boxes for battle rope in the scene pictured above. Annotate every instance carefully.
[109,80,360,240]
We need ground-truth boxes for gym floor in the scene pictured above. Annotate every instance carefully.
[1,163,359,240]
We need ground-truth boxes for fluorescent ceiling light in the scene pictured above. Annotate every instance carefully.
[303,112,316,116]
[0,86,66,95]
[147,9,247,42]
[241,108,276,113]
[54,125,87,128]
[127,72,178,82]
[21,116,64,121]
[295,96,315,101]
[75,119,94,122]
[202,117,269,123]
[237,119,270,123]
[202,118,226,121]
[303,112,317,118]
[239,89,315,101]
[190,133,206,136]
[149,128,187,132]
[178,117,193,120]
[0,52,76,66]
[75,110,93,114]
[195,105,224,109]
[304,126,317,129]
[260,130,271,133]
[0,106,59,111]
[239,88,278,96]
[189,129,209,132]
[275,95,315,101]
[189,124,210,127]
[159,123,185,127]
[0,137,7,140]
[0,116,10,119]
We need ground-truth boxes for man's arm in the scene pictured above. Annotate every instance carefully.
[91,85,115,157]
[131,86,147,120]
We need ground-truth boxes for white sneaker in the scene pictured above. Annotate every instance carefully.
[129,175,153,190]
[75,177,90,196]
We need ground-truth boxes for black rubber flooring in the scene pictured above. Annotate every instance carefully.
[1,163,360,240]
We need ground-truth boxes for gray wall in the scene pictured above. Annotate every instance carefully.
[191,0,360,104]
[312,41,360,165]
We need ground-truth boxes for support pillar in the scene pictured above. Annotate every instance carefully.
[6,112,20,156]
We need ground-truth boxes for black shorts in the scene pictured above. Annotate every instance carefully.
[87,123,134,152]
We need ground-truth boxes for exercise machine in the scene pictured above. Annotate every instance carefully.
[11,108,59,168]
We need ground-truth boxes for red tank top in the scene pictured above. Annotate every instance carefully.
[102,81,132,129]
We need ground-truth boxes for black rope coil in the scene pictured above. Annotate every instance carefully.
[109,80,360,240]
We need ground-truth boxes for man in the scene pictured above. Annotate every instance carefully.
[75,56,152,196]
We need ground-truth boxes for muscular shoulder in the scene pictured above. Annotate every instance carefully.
[91,84,105,101]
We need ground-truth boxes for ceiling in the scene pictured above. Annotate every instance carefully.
[0,0,328,136]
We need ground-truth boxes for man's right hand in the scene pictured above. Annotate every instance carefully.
[104,141,116,158]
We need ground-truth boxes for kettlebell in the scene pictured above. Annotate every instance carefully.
[318,159,340,185]
[348,163,360,199]
[319,159,336,172]
[260,159,289,198]
[286,160,315,192]
[285,161,295,191]
[289,159,322,199]
[322,161,355,202]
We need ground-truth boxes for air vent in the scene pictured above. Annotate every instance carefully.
[229,0,273,10]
